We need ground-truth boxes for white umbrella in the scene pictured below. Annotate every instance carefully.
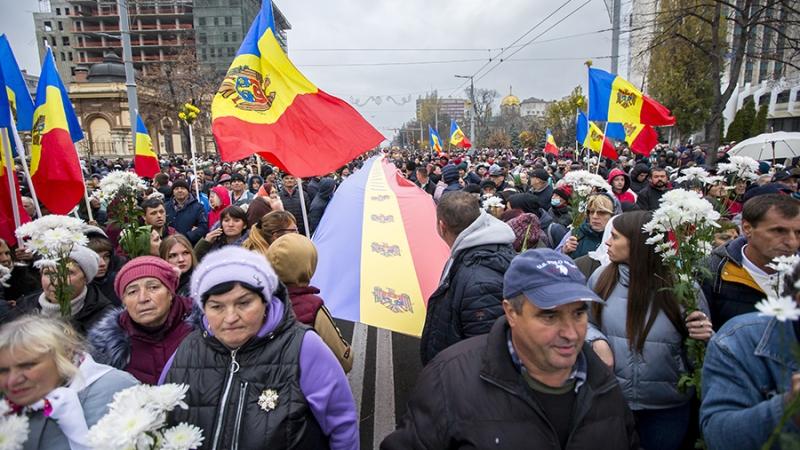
[728,131,800,162]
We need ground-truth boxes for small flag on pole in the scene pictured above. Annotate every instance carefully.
[134,113,160,178]
[450,119,471,148]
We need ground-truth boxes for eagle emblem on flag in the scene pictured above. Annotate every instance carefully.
[616,89,637,109]
[218,66,276,112]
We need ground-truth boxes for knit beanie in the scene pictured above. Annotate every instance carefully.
[265,234,317,287]
[441,164,459,183]
[69,245,100,281]
[553,185,572,202]
[171,179,190,192]
[114,256,180,299]
[190,246,279,310]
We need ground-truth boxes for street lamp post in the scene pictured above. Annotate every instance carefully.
[101,0,139,154]
[455,75,475,148]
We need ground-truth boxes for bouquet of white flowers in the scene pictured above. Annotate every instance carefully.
[92,171,150,258]
[15,215,89,316]
[557,170,612,231]
[0,400,30,450]
[86,384,203,450]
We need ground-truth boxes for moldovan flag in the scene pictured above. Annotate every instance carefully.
[211,0,384,178]
[606,122,659,156]
[429,125,443,154]
[450,119,471,148]
[544,129,559,155]
[0,35,34,133]
[577,109,618,160]
[0,70,31,246]
[30,48,85,215]
[588,68,675,126]
[134,114,160,178]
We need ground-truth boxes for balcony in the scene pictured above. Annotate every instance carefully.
[74,40,121,48]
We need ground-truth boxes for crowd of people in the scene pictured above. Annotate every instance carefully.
[0,143,799,449]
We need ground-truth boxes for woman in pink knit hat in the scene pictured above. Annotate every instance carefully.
[88,256,198,385]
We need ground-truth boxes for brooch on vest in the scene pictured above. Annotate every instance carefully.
[258,389,279,411]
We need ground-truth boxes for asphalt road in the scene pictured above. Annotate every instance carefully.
[336,320,424,449]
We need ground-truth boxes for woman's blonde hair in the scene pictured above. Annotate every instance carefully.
[242,211,296,256]
[0,315,87,385]
[159,234,198,269]
[586,194,614,214]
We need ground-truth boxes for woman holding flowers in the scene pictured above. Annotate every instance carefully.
[586,211,712,450]
[160,246,358,449]
[560,193,621,258]
[0,315,138,450]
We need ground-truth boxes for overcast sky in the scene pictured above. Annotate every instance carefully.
[2,0,616,143]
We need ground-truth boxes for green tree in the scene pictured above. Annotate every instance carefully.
[752,104,768,137]
[545,86,586,147]
[740,100,757,140]
[519,131,537,149]
[509,123,521,149]
[725,108,745,143]
[416,91,452,141]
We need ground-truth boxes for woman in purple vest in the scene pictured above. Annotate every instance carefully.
[88,256,197,385]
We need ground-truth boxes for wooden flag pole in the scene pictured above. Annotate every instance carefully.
[297,177,311,238]
[596,122,609,175]
[8,109,42,218]
[82,187,94,222]
[188,124,200,200]
[1,128,21,229]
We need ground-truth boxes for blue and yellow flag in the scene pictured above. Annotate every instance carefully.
[134,113,159,178]
[30,48,85,215]
[450,119,471,148]
[588,68,675,126]
[606,122,659,156]
[576,109,618,159]
[211,0,384,177]
[429,125,443,154]
[0,35,34,132]
[0,66,31,245]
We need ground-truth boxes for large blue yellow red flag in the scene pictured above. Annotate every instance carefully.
[544,129,559,155]
[588,68,675,126]
[0,69,31,246]
[30,48,85,215]
[429,125,443,154]
[134,114,160,178]
[0,35,34,132]
[311,155,449,336]
[211,0,384,177]
[606,122,659,156]
[450,119,471,148]
[577,109,618,159]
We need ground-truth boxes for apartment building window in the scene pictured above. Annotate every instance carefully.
[198,33,207,45]
[200,48,206,61]
[227,47,234,57]
[68,52,73,61]
[62,37,70,46]
[225,17,232,26]
[55,8,61,15]
[210,47,215,58]
[214,17,219,26]
[44,21,53,32]
[65,7,69,15]
[198,17,206,26]
[58,21,63,31]
[223,32,228,42]
[232,32,237,41]
[230,0,239,6]
[759,61,769,83]
[744,60,753,83]
[61,52,66,61]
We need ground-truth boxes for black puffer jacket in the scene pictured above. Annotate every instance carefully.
[308,178,335,235]
[420,212,515,365]
[7,284,115,335]
[629,163,650,194]
[635,183,670,211]
[383,317,640,450]
[279,187,311,236]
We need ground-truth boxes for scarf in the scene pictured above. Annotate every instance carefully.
[39,286,88,318]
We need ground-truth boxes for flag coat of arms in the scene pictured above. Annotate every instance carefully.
[30,48,85,215]
[134,114,160,178]
[429,126,443,154]
[606,122,659,156]
[211,0,384,177]
[577,110,618,159]
[450,119,471,148]
[588,68,675,126]
[544,129,558,155]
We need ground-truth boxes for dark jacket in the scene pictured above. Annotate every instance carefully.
[416,179,437,197]
[308,178,335,235]
[287,285,324,326]
[8,284,115,336]
[548,204,573,228]
[628,163,650,194]
[530,184,554,209]
[421,212,516,365]
[157,184,173,202]
[539,209,569,251]
[382,317,639,450]
[635,183,670,211]
[192,222,250,262]
[279,187,311,236]
[701,237,769,332]
[86,228,128,307]
[571,220,605,259]
[88,296,197,385]
[165,195,209,245]
[2,263,41,305]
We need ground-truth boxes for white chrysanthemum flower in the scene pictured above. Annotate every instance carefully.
[149,384,189,412]
[766,255,800,275]
[109,385,152,412]
[755,295,800,322]
[148,191,165,201]
[0,414,30,450]
[160,423,204,450]
[662,248,678,258]
[645,234,664,246]
[675,167,715,185]
[108,408,161,449]
[482,196,504,210]
[33,259,59,270]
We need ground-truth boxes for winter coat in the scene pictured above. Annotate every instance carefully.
[628,163,650,194]
[192,222,250,262]
[530,183,554,209]
[548,204,573,228]
[416,179,436,197]
[176,268,193,299]
[586,264,709,410]
[207,185,231,229]
[570,220,605,259]
[229,189,254,208]
[23,356,139,450]
[382,317,640,450]
[420,211,516,365]
[308,178,335,235]
[247,175,264,195]
[701,236,770,331]
[161,284,359,450]
[279,187,311,236]
[635,183,670,211]
[539,208,569,250]
[304,177,320,202]
[607,169,636,203]
[165,195,209,245]
[8,284,115,336]
[1,263,40,305]
[88,295,197,385]
[701,313,800,449]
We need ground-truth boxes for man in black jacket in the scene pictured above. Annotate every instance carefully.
[414,166,436,197]
[279,172,311,236]
[383,249,638,450]
[420,191,515,365]
[636,167,671,210]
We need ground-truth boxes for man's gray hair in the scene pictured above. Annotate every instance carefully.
[507,294,528,314]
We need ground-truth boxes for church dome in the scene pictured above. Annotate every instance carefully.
[501,93,521,107]
[87,53,140,83]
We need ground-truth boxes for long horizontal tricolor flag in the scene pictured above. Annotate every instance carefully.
[429,125,443,154]
[606,122,659,156]
[30,48,85,215]
[211,0,384,178]
[0,67,31,246]
[134,113,160,178]
[577,109,618,160]
[544,129,559,155]
[450,119,471,148]
[588,67,675,126]
[311,155,449,336]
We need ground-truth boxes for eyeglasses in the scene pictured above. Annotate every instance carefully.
[586,209,612,217]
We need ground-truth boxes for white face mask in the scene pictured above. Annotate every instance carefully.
[551,198,562,207]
